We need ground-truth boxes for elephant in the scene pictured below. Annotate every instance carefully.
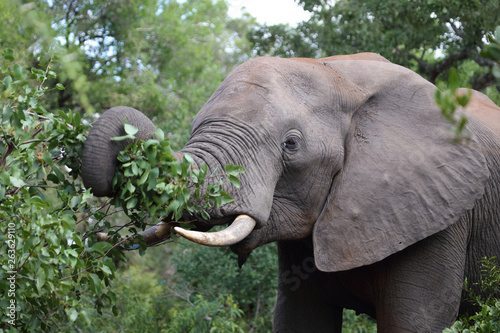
[81,52,500,332]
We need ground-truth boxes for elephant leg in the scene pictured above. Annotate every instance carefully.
[273,240,343,333]
[375,219,469,332]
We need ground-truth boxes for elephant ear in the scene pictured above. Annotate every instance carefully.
[313,60,490,272]
[81,106,156,197]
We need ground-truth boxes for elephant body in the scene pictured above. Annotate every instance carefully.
[81,53,500,332]
[276,211,499,332]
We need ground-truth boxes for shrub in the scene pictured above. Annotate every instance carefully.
[444,257,500,333]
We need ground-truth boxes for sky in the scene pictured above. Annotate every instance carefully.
[227,0,311,26]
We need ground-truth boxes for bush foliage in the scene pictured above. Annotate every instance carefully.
[0,50,246,331]
[1,0,499,330]
[445,257,500,333]
[0,51,121,331]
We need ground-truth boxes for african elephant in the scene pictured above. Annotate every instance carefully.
[81,53,500,332]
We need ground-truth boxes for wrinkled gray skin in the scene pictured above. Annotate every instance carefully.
[81,53,500,332]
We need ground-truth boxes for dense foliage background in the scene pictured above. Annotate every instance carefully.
[0,0,498,332]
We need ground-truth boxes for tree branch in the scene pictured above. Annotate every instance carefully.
[428,49,469,82]
[398,49,469,83]
[0,143,15,168]
[471,72,498,91]
[472,53,498,67]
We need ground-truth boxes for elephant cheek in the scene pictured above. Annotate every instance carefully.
[229,228,266,256]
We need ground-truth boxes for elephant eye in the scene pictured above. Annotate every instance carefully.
[282,137,299,151]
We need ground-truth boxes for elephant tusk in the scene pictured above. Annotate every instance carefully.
[174,214,256,247]
[96,221,172,246]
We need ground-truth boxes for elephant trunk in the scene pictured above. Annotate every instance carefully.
[96,221,172,245]
[81,106,157,197]
[81,107,259,247]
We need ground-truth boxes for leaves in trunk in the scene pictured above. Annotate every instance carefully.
[111,128,244,225]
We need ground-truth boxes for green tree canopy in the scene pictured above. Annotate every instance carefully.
[0,1,261,331]
[5,0,256,147]
[250,0,500,92]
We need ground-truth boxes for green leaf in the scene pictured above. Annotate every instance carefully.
[2,75,13,90]
[483,44,500,61]
[227,175,241,188]
[100,264,112,275]
[128,163,138,176]
[67,308,78,322]
[455,90,471,107]
[55,83,65,90]
[47,173,60,184]
[110,134,135,141]
[146,143,157,162]
[41,152,54,167]
[70,196,81,208]
[61,214,76,230]
[91,242,113,255]
[147,167,160,191]
[36,267,46,293]
[154,128,165,141]
[29,196,50,208]
[2,49,14,61]
[65,249,78,258]
[126,197,138,209]
[14,64,26,80]
[201,210,211,220]
[126,181,136,194]
[448,69,460,92]
[170,161,182,176]
[218,191,234,206]
[89,273,102,293]
[493,66,500,80]
[2,104,13,120]
[225,165,245,175]
[144,139,158,149]
[183,153,195,165]
[0,171,10,185]
[138,165,151,185]
[166,200,180,216]
[52,165,66,182]
[124,123,139,136]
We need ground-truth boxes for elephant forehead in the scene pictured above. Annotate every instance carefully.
[192,57,352,130]
[234,56,369,116]
[240,57,340,103]
[193,80,284,127]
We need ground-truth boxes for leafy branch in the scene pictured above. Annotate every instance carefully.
[0,49,126,330]
[107,121,244,244]
[445,257,500,333]
[435,68,471,142]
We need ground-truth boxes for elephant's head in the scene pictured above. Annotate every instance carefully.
[81,53,489,271]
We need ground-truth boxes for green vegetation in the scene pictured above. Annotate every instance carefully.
[1,0,499,332]
[0,1,257,330]
[112,125,244,225]
[434,68,471,141]
[444,257,500,333]
[482,26,500,80]
[0,51,118,331]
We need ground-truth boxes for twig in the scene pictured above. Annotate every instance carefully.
[60,266,94,281]
[20,139,45,145]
